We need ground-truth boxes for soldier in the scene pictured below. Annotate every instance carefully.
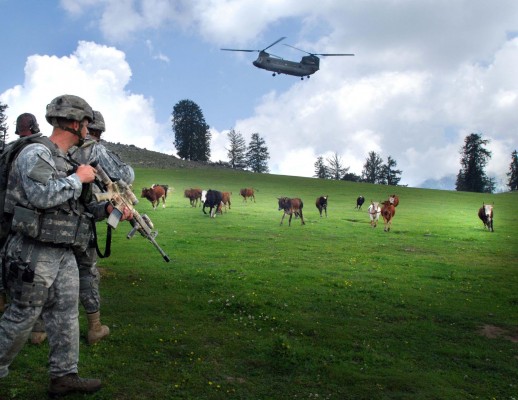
[0,113,41,313]
[15,112,40,138]
[69,110,135,344]
[0,95,131,396]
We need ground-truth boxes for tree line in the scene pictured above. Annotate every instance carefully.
[2,99,517,192]
[314,151,403,185]
[172,99,269,173]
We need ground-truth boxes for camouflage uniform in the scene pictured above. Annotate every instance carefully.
[70,136,134,314]
[0,140,106,378]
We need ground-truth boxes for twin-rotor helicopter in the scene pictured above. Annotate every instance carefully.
[221,37,354,80]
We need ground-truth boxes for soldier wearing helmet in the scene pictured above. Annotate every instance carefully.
[69,110,134,345]
[0,95,131,396]
[15,112,40,137]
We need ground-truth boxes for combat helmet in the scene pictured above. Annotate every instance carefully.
[15,113,40,135]
[88,111,106,132]
[45,94,93,126]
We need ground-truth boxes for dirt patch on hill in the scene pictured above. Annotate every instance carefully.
[478,324,518,343]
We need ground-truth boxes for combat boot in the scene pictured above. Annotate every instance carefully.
[87,311,110,344]
[30,331,47,345]
[48,373,101,397]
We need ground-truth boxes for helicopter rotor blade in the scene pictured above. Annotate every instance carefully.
[263,37,287,51]
[315,53,355,57]
[283,43,310,55]
[220,48,257,52]
[284,44,354,57]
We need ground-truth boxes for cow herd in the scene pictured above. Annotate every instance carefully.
[138,184,495,233]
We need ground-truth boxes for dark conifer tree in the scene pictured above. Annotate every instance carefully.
[171,99,211,161]
[314,156,328,179]
[226,129,247,169]
[455,133,492,192]
[361,151,384,183]
[0,102,8,150]
[382,156,402,186]
[246,133,270,173]
[507,150,518,191]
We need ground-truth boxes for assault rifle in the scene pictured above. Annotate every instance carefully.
[91,161,171,262]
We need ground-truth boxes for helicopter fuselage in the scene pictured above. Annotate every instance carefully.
[253,51,320,77]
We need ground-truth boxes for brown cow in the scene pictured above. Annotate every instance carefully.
[218,191,232,213]
[141,186,167,210]
[380,200,396,232]
[184,188,202,207]
[278,197,305,226]
[240,188,256,202]
[388,194,399,207]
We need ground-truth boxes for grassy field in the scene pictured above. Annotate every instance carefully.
[1,167,517,400]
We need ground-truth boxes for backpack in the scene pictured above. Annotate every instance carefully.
[0,134,55,248]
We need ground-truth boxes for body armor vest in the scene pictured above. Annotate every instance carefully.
[5,139,92,250]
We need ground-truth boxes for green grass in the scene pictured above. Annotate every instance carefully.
[1,167,517,400]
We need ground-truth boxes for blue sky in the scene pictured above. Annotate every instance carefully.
[1,0,518,189]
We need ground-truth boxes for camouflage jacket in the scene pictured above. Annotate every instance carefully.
[4,142,106,220]
[69,139,134,185]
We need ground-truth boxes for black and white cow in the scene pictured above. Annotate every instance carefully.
[203,189,223,218]
[315,195,328,217]
[478,203,494,232]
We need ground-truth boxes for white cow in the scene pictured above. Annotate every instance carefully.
[368,201,381,228]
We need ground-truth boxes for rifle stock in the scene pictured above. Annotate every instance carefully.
[92,162,171,263]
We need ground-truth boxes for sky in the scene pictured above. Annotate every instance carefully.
[1,0,517,190]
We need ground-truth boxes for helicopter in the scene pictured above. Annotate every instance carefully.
[221,37,354,80]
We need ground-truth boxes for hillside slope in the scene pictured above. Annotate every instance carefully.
[102,140,229,170]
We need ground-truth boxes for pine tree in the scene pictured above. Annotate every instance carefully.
[455,133,492,192]
[382,156,402,186]
[314,156,328,179]
[326,152,349,180]
[0,102,8,150]
[507,150,518,191]
[246,133,270,173]
[361,151,384,183]
[171,99,211,161]
[226,129,247,169]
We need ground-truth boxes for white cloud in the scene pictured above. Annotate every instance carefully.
[1,41,173,154]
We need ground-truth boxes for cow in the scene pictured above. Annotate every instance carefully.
[219,191,232,213]
[184,188,202,207]
[380,200,396,232]
[478,203,494,232]
[388,194,399,207]
[278,197,305,226]
[152,184,170,198]
[356,195,365,210]
[203,189,223,218]
[315,195,328,217]
[367,201,381,228]
[240,188,256,202]
[141,186,166,210]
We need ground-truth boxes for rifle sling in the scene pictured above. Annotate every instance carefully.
[93,220,112,258]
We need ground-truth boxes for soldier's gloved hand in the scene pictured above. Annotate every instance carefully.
[75,165,96,183]
[120,206,133,221]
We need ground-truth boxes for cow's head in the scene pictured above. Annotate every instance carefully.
[278,197,289,210]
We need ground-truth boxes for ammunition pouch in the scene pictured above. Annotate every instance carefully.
[11,206,93,251]
[5,259,48,307]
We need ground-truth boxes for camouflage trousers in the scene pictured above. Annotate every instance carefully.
[0,234,80,379]
[76,246,101,314]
